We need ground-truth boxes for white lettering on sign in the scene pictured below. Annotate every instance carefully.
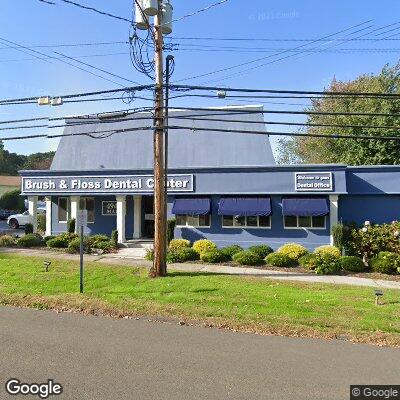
[21,175,194,194]
[295,172,333,191]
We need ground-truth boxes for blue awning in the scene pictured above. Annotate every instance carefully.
[172,198,211,215]
[282,198,329,217]
[218,197,271,216]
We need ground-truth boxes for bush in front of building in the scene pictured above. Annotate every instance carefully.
[67,237,87,254]
[314,253,341,275]
[145,249,154,261]
[277,243,308,261]
[219,245,243,260]
[248,244,273,259]
[46,233,78,248]
[265,252,296,268]
[200,250,230,264]
[370,252,400,275]
[16,234,44,248]
[91,240,115,253]
[37,214,46,233]
[167,248,199,263]
[43,235,56,243]
[0,235,16,247]
[192,239,217,255]
[25,223,34,235]
[339,256,366,272]
[111,230,118,248]
[67,218,76,234]
[298,254,318,270]
[169,239,191,252]
[167,218,176,244]
[347,222,400,259]
[0,189,25,211]
[233,250,263,266]
[314,245,341,259]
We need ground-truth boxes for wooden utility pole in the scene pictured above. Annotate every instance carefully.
[150,0,167,277]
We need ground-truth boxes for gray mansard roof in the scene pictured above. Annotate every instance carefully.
[50,106,275,171]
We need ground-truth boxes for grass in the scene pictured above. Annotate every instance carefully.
[0,253,399,346]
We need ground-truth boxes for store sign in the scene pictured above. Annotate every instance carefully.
[102,201,117,216]
[21,174,194,195]
[295,172,333,191]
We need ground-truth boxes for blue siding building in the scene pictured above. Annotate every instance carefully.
[19,107,400,250]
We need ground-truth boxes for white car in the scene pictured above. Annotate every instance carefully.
[7,208,46,229]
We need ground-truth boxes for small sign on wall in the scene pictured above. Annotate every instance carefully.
[295,172,333,191]
[102,201,117,216]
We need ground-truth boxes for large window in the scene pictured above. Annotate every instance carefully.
[80,197,95,223]
[222,215,271,229]
[284,215,326,229]
[58,197,69,223]
[176,214,210,228]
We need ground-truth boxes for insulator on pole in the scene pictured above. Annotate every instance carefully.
[135,0,150,30]
[161,1,173,35]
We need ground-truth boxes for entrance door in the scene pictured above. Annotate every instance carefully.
[142,195,154,239]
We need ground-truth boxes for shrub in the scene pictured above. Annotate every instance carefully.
[219,245,243,260]
[89,235,110,247]
[67,218,76,234]
[332,223,352,255]
[167,248,199,263]
[298,254,318,270]
[314,245,341,258]
[277,243,308,261]
[169,239,191,251]
[192,239,217,255]
[67,237,83,254]
[348,222,400,259]
[92,240,115,253]
[370,252,400,274]
[46,233,77,248]
[232,250,263,266]
[25,223,34,235]
[167,218,176,244]
[248,244,273,259]
[16,234,44,248]
[339,256,366,272]
[0,189,25,211]
[37,214,46,233]
[200,250,230,263]
[0,235,16,247]
[43,235,55,243]
[111,230,118,248]
[265,252,296,268]
[314,253,341,275]
[145,249,154,261]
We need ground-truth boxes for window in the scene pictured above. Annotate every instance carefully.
[58,197,69,223]
[80,197,95,223]
[176,214,210,228]
[222,215,271,229]
[284,215,326,229]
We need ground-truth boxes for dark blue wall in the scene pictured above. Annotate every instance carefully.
[171,195,331,250]
[339,195,400,225]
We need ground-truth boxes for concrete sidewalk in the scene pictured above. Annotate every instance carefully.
[2,247,400,290]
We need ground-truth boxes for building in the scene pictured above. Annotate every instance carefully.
[20,107,400,250]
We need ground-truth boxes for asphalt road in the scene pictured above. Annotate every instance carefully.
[1,307,399,400]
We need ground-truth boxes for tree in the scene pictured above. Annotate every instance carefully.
[0,189,25,211]
[278,62,400,165]
[22,152,55,170]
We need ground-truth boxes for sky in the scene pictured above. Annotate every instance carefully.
[1,0,400,157]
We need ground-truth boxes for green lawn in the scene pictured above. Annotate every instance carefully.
[0,253,399,345]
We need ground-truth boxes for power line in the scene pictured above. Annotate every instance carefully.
[2,124,400,143]
[173,20,373,83]
[169,36,400,42]
[47,0,132,23]
[0,41,128,50]
[169,0,229,24]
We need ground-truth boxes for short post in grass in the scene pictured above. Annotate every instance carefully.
[77,210,88,294]
[375,289,384,306]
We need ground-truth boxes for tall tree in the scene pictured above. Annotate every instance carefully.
[278,62,400,165]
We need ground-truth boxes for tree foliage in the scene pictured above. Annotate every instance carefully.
[278,62,400,165]
[0,144,54,175]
